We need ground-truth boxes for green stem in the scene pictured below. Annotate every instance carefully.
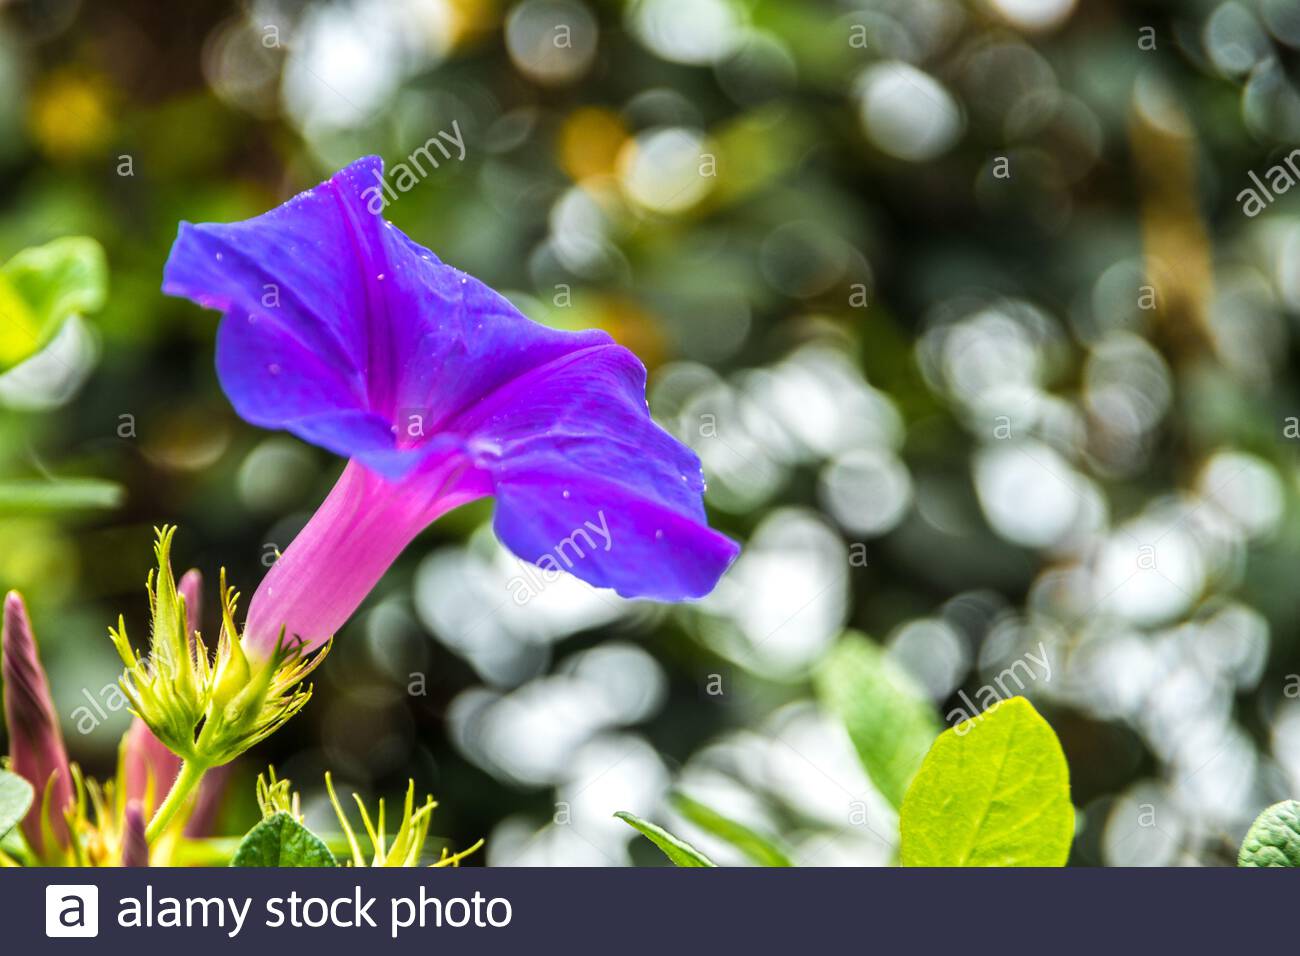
[146,759,208,843]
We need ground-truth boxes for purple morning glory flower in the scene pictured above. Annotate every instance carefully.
[163,156,738,655]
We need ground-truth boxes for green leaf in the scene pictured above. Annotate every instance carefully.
[0,478,125,516]
[0,237,107,371]
[1239,801,1300,867]
[0,770,34,839]
[814,632,939,808]
[670,793,792,866]
[230,812,337,867]
[615,811,716,867]
[900,696,1074,867]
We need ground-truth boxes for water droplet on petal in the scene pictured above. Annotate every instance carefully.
[268,363,281,375]
[562,489,571,499]
[215,252,223,261]
[376,273,385,281]
[654,529,664,540]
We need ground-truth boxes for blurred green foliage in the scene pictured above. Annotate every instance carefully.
[3,0,1300,866]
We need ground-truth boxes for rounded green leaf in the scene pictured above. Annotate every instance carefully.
[0,770,34,839]
[900,697,1074,867]
[1239,801,1300,867]
[0,236,107,371]
[230,812,337,867]
[815,632,939,809]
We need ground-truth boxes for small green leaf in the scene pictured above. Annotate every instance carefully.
[230,812,337,867]
[0,770,34,839]
[815,632,939,808]
[669,793,792,866]
[0,237,107,371]
[615,811,716,867]
[900,697,1074,867]
[1239,801,1300,867]
[0,478,125,516]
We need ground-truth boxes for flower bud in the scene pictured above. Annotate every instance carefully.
[1,591,73,855]
[120,800,148,867]
[121,718,180,808]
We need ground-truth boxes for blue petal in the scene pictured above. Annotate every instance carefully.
[455,344,739,599]
[164,156,613,477]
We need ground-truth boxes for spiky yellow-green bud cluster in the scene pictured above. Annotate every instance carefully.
[256,768,483,867]
[109,527,328,769]
[255,767,301,820]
